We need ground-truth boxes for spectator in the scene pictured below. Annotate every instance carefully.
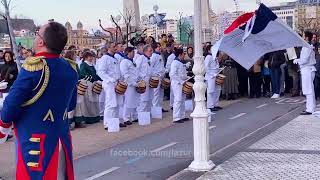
[160,34,168,49]
[222,56,239,100]
[184,46,194,79]
[268,50,286,99]
[236,62,249,97]
[26,49,34,57]
[146,36,156,45]
[0,51,18,91]
[0,50,4,64]
[287,47,301,97]
[249,59,263,98]
[167,34,175,47]
[262,55,272,97]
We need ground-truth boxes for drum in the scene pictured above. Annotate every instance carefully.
[215,74,226,86]
[115,81,127,95]
[183,82,193,95]
[161,78,171,89]
[77,81,88,96]
[92,82,103,95]
[149,76,160,88]
[136,80,146,94]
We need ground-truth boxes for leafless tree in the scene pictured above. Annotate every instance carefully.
[1,0,21,71]
[296,17,320,35]
[98,19,115,41]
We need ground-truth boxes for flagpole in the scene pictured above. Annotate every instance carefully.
[188,0,215,172]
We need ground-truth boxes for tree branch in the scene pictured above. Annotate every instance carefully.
[98,19,114,41]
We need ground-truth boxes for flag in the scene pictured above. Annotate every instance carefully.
[215,4,310,70]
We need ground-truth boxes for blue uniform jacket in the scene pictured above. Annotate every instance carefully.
[1,52,78,180]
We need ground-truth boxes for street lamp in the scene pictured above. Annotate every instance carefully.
[188,0,215,172]
[153,5,159,41]
[112,15,122,43]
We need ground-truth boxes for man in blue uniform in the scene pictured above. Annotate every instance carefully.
[0,21,78,180]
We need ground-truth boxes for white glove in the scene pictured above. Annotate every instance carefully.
[186,62,191,68]
[293,59,299,64]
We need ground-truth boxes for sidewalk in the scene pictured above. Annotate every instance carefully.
[0,99,239,179]
[197,113,320,180]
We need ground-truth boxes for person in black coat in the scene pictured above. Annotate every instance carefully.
[268,50,286,98]
[0,51,18,92]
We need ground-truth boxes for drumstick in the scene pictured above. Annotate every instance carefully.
[185,75,195,83]
[217,66,226,74]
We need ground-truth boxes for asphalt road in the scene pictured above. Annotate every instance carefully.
[74,97,306,180]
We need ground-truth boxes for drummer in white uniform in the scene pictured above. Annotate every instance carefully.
[294,31,317,115]
[97,42,127,130]
[169,48,189,123]
[114,43,125,62]
[135,45,154,124]
[151,43,167,114]
[166,46,178,109]
[205,45,223,112]
[120,47,139,124]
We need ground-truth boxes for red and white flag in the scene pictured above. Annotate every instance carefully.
[213,4,310,70]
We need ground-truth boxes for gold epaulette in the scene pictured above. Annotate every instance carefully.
[64,58,78,72]
[22,56,45,72]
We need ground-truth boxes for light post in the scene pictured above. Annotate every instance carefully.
[153,5,159,41]
[188,0,215,172]
[112,15,122,43]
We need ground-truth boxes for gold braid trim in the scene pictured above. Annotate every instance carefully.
[22,60,50,107]
[22,56,45,72]
[64,58,78,72]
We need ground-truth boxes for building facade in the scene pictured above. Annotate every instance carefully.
[65,21,104,50]
[270,2,296,30]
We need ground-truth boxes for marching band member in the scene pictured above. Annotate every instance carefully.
[135,45,154,123]
[294,31,317,115]
[114,43,125,62]
[95,46,107,123]
[114,44,126,124]
[166,46,177,109]
[0,22,78,179]
[120,47,138,124]
[134,43,145,62]
[151,43,167,114]
[205,45,223,112]
[169,48,189,123]
[97,42,126,130]
[75,51,102,124]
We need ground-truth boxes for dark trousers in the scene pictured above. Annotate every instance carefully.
[288,70,300,95]
[237,65,249,97]
[315,76,320,99]
[270,68,281,94]
[249,72,262,98]
[263,75,271,96]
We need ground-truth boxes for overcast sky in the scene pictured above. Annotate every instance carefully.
[2,0,293,29]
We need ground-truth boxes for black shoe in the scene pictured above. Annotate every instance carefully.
[291,94,299,97]
[120,123,127,128]
[183,118,190,121]
[300,111,312,115]
[124,121,132,126]
[174,119,184,123]
[75,122,86,128]
[210,107,219,112]
[214,106,223,110]
[132,119,138,123]
[104,127,108,130]
[6,135,13,141]
[280,92,285,97]
[171,107,173,110]
[162,109,169,113]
